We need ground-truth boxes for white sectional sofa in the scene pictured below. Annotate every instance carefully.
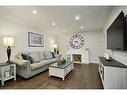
[14,51,59,79]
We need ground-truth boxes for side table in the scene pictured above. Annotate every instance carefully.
[0,63,16,86]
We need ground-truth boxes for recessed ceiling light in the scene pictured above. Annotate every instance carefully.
[33,10,37,14]
[75,15,80,20]
[80,26,84,30]
[52,22,56,26]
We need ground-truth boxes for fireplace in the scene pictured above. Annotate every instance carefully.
[66,49,89,64]
[72,54,81,63]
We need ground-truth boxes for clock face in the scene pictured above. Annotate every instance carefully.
[70,34,84,49]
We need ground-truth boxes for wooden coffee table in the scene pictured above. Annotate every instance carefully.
[49,61,73,80]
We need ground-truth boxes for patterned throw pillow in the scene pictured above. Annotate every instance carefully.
[44,51,53,60]
[21,54,34,63]
[29,52,41,63]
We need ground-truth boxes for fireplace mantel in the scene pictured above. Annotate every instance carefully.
[66,49,90,64]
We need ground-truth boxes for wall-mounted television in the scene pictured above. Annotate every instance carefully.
[107,11,126,50]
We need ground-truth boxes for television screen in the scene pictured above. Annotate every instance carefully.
[107,11,126,50]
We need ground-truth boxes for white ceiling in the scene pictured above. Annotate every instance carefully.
[0,6,114,35]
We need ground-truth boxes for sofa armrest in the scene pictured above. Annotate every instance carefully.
[13,59,31,78]
[13,59,30,66]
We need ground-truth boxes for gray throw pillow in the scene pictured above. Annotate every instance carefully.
[44,51,53,60]
[21,54,34,63]
[29,52,41,63]
[51,52,55,58]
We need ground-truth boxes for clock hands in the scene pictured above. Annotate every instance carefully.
[74,40,78,43]
[70,34,84,49]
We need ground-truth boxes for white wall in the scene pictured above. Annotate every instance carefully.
[0,16,57,63]
[103,6,127,65]
[58,31,104,63]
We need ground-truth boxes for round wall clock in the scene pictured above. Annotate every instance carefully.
[70,34,84,49]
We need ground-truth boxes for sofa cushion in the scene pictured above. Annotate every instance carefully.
[44,51,53,60]
[39,51,45,60]
[29,52,41,63]
[30,60,52,71]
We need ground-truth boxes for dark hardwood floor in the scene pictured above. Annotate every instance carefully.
[0,63,103,89]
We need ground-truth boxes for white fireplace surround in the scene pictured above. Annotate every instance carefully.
[66,49,90,64]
